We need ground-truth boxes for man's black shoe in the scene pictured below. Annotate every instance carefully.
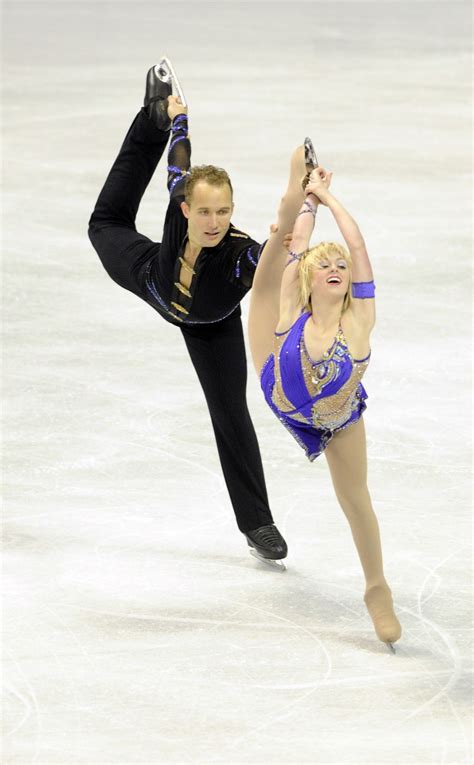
[245,524,288,560]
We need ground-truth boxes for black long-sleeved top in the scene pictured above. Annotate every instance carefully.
[144,114,266,325]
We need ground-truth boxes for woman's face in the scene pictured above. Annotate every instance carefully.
[310,253,351,300]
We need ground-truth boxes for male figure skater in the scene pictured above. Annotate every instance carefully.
[88,59,300,565]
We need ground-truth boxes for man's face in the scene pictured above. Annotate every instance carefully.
[181,182,234,249]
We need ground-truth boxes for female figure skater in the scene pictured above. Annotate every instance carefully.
[248,145,402,650]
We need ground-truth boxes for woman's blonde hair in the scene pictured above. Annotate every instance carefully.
[298,242,353,312]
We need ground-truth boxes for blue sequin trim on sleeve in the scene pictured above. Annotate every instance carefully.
[235,242,265,279]
[167,114,190,196]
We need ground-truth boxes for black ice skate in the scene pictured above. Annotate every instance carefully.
[144,56,186,132]
[245,524,288,571]
[302,136,319,190]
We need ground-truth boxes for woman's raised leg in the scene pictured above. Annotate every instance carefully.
[248,145,306,374]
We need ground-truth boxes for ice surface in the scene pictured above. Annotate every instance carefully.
[2,1,472,763]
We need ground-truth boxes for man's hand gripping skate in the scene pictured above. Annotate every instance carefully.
[167,95,187,122]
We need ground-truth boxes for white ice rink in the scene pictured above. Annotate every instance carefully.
[2,1,472,763]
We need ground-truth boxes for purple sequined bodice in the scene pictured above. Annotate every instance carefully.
[260,311,370,460]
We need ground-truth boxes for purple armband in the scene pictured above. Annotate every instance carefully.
[352,281,375,299]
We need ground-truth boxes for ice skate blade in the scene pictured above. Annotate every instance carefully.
[156,56,187,107]
[302,137,319,190]
[249,549,286,571]
[386,642,396,654]
[304,136,319,171]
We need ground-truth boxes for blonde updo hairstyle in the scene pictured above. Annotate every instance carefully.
[299,242,353,312]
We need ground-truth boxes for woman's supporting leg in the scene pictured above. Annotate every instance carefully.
[248,145,306,374]
[324,418,385,587]
[324,418,401,644]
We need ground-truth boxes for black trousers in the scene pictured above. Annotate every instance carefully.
[89,111,273,533]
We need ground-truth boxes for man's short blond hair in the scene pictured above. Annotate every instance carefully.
[184,165,233,204]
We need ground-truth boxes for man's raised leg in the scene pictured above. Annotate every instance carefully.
[88,66,174,295]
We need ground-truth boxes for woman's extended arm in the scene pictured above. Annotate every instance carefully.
[305,174,373,283]
[276,194,319,327]
[277,166,332,329]
[305,174,375,329]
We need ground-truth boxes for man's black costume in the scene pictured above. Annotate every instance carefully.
[88,74,286,562]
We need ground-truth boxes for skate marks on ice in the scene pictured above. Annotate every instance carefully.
[201,579,469,763]
[4,536,470,763]
[4,409,470,764]
[4,595,334,762]
[390,547,469,750]
[3,650,42,764]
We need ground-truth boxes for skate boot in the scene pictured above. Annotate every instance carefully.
[364,583,402,653]
[246,524,288,571]
[144,56,186,132]
[302,136,319,190]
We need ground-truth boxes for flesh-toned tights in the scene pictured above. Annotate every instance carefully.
[324,417,387,591]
